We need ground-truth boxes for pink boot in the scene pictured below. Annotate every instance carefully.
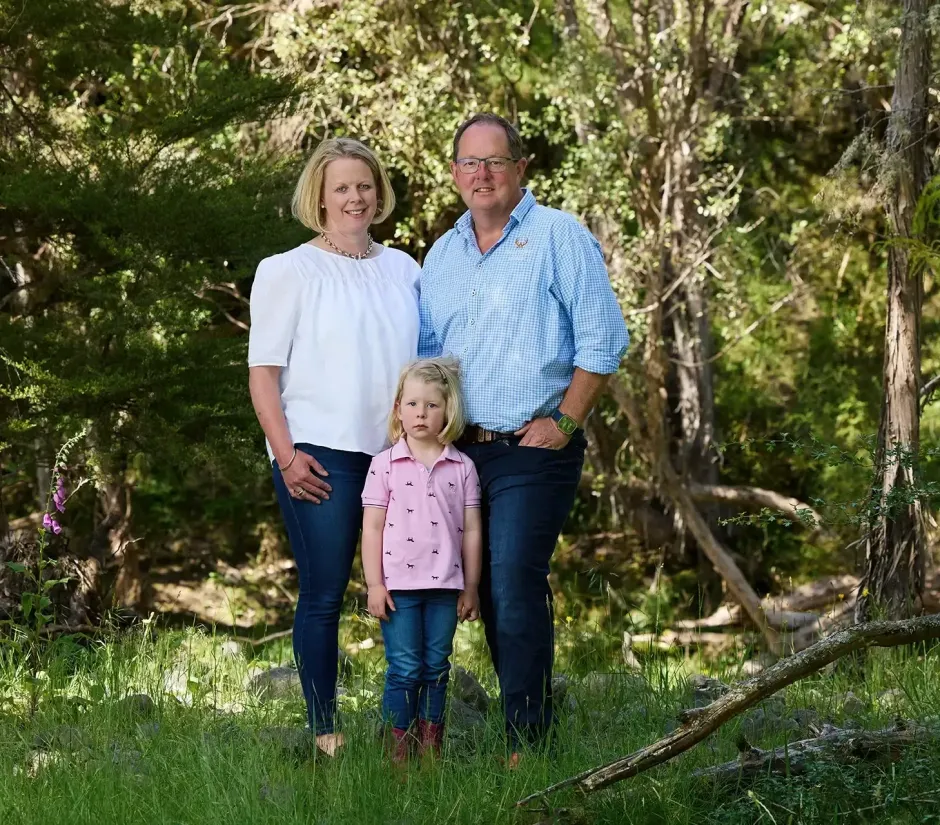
[417,719,444,759]
[386,727,412,764]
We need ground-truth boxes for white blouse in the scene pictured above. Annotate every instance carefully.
[248,243,420,459]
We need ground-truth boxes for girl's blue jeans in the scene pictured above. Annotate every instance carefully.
[380,589,459,729]
[271,443,371,735]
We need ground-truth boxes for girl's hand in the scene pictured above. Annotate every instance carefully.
[457,587,480,622]
[281,449,332,503]
[368,585,396,621]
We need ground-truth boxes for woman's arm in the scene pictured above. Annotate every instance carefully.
[362,506,395,620]
[248,366,295,467]
[457,507,483,621]
[248,366,331,501]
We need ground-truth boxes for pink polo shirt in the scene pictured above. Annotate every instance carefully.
[362,439,481,591]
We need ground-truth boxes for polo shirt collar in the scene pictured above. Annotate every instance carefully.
[390,437,462,465]
[454,188,536,236]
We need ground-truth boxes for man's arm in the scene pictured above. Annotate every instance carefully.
[516,223,628,449]
[515,368,609,448]
[558,368,609,425]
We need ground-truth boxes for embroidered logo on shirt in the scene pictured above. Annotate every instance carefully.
[515,238,528,248]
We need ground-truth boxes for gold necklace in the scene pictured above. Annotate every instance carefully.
[321,233,374,260]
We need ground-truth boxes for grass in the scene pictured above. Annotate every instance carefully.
[0,615,939,825]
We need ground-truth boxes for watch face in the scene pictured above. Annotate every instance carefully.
[559,415,577,435]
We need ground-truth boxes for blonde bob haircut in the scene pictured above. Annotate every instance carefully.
[291,138,396,233]
[388,357,466,446]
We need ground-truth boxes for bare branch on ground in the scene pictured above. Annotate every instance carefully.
[515,615,940,807]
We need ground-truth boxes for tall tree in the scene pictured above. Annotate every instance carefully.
[856,0,932,621]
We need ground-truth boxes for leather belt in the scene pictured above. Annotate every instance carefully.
[461,424,518,444]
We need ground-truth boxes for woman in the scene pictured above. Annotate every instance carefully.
[248,138,419,756]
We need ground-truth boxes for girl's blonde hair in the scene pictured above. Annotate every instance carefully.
[291,138,396,233]
[388,357,466,446]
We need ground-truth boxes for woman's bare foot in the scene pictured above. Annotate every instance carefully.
[315,732,345,757]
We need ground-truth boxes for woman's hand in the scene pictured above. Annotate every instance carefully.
[457,587,480,622]
[368,585,396,621]
[280,448,332,503]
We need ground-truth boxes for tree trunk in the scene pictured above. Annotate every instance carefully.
[856,0,930,622]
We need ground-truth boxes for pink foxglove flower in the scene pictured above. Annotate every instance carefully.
[42,512,62,534]
[53,477,67,512]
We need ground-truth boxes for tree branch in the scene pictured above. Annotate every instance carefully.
[516,615,940,806]
[692,721,938,782]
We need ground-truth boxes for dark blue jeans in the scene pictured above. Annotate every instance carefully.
[271,443,371,735]
[380,589,459,729]
[460,433,585,748]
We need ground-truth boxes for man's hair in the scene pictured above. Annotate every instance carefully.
[452,113,524,161]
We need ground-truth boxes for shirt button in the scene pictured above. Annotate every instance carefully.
[469,319,475,326]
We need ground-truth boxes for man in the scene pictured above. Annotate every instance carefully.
[418,113,629,759]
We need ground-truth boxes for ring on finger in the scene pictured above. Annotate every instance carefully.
[295,488,305,497]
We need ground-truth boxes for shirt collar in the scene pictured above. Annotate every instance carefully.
[390,437,462,465]
[455,188,536,236]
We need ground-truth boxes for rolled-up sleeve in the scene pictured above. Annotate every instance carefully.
[248,256,302,368]
[555,226,630,374]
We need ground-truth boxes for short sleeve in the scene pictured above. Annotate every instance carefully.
[361,452,391,508]
[248,255,303,368]
[461,454,481,508]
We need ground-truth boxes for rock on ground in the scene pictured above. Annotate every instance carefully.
[246,667,302,701]
[451,666,490,714]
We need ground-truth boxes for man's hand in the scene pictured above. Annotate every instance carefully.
[457,587,480,622]
[514,417,570,449]
[367,585,396,621]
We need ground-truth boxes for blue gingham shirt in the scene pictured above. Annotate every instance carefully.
[418,189,629,432]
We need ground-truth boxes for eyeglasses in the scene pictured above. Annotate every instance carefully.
[453,156,517,174]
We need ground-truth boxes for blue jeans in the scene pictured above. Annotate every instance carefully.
[460,433,586,748]
[380,589,459,729]
[272,443,371,735]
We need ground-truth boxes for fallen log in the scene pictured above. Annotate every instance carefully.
[692,721,938,782]
[628,630,743,651]
[515,614,940,807]
[673,575,861,632]
[674,607,821,632]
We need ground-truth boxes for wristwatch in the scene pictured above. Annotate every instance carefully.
[550,408,581,436]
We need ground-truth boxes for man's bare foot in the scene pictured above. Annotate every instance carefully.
[315,732,345,757]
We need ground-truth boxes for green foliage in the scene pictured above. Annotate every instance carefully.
[0,0,935,614]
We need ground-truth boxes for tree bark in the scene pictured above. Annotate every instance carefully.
[857,0,930,622]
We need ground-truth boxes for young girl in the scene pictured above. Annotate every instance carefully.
[361,357,483,762]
